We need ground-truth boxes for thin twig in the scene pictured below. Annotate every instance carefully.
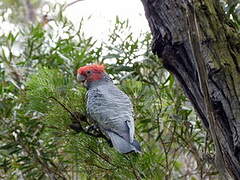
[88,148,118,168]
[48,96,110,143]
[49,96,75,118]
[62,0,85,11]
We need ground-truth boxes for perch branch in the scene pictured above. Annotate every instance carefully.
[48,96,111,144]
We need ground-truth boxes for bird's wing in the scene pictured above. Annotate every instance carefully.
[87,84,134,143]
[125,119,134,143]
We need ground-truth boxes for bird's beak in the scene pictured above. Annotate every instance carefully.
[77,74,86,83]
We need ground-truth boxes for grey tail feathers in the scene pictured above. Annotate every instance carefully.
[106,130,141,154]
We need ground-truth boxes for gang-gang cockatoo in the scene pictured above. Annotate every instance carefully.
[77,64,141,154]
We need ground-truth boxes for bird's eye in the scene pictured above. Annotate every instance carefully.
[86,70,92,75]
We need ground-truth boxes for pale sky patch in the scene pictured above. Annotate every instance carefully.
[62,0,149,41]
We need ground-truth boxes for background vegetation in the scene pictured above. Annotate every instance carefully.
[0,0,239,179]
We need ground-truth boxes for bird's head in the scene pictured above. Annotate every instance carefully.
[77,64,106,87]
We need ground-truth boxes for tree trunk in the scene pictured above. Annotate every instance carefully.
[141,0,240,179]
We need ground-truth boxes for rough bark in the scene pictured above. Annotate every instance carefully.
[141,0,240,179]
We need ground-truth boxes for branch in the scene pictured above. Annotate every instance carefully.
[48,96,111,145]
[62,0,85,11]
[88,148,118,168]
[49,96,75,118]
[17,133,67,179]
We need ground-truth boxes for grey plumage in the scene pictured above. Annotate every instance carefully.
[86,74,141,154]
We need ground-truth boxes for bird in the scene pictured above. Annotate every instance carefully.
[77,64,141,154]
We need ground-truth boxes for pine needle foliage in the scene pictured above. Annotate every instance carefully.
[24,62,167,180]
